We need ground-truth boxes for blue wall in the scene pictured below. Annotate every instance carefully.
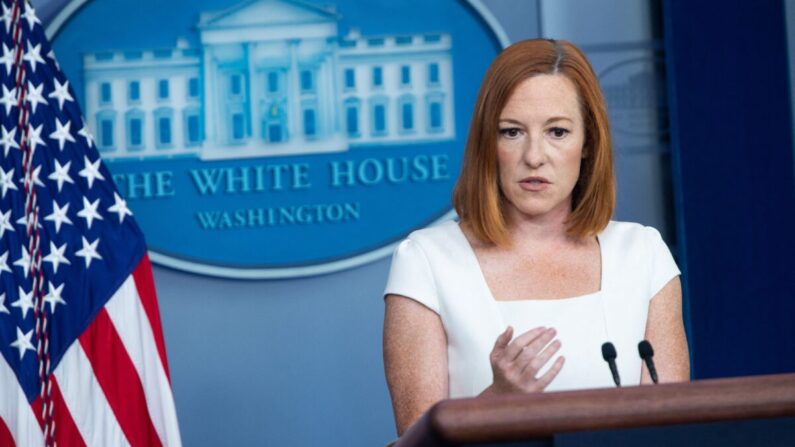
[154,260,395,445]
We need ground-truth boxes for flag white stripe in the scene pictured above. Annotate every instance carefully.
[104,276,182,447]
[0,356,45,447]
[53,342,130,447]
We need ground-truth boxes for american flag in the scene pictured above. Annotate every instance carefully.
[0,0,181,445]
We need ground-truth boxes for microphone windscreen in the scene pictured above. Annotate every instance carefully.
[601,342,617,361]
[638,340,654,359]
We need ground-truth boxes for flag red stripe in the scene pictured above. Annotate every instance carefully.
[31,393,50,444]
[50,377,88,447]
[79,308,163,447]
[30,396,44,441]
[54,340,131,446]
[0,416,14,447]
[132,254,171,381]
[31,378,88,447]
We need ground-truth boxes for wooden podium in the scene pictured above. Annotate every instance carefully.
[396,373,795,446]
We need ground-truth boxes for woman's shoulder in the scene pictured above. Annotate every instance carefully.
[602,221,680,298]
[601,220,670,261]
[385,219,471,308]
[601,220,664,243]
[404,219,463,248]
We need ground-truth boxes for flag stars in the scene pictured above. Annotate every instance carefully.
[11,286,34,319]
[108,192,133,223]
[43,241,71,274]
[0,251,10,274]
[26,123,45,157]
[48,159,74,192]
[23,41,45,73]
[77,196,103,229]
[0,166,18,198]
[47,49,60,71]
[0,209,14,238]
[0,125,19,157]
[10,326,36,360]
[0,43,14,74]
[75,236,102,268]
[26,164,46,189]
[79,156,105,188]
[49,78,74,111]
[78,123,94,148]
[13,246,31,278]
[26,80,47,114]
[44,281,66,314]
[0,85,17,116]
[50,118,76,151]
[0,3,13,33]
[0,292,8,314]
[22,3,41,30]
[16,214,41,231]
[45,200,73,233]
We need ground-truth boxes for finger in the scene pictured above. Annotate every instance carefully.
[493,326,513,351]
[533,356,565,391]
[503,326,547,361]
[490,327,513,365]
[508,328,556,365]
[520,339,561,378]
[512,335,555,370]
[520,328,557,359]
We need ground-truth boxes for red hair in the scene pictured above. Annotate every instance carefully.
[452,39,615,245]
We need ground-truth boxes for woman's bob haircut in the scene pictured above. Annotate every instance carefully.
[452,38,615,245]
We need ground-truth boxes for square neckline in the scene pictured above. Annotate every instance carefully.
[450,220,607,303]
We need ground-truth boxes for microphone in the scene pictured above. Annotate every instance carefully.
[638,340,658,384]
[601,342,621,387]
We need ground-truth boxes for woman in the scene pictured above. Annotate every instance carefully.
[382,39,689,436]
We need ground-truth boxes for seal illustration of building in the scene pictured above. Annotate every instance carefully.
[603,69,664,130]
[81,0,456,161]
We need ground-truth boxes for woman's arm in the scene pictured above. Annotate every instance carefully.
[641,276,690,383]
[383,294,448,436]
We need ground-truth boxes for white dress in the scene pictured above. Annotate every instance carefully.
[384,219,680,398]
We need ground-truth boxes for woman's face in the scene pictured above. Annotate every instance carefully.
[496,74,586,223]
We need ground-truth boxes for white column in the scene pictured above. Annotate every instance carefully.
[287,39,303,143]
[247,42,261,143]
[319,54,331,138]
[443,57,455,137]
[329,42,342,134]
[202,46,217,145]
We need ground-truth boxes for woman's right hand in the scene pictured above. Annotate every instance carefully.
[482,326,565,395]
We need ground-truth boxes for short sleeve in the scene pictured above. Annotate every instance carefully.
[646,227,681,299]
[383,238,440,314]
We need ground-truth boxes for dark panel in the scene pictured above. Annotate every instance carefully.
[663,0,795,378]
[556,417,795,447]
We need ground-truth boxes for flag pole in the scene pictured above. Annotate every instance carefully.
[12,0,55,445]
